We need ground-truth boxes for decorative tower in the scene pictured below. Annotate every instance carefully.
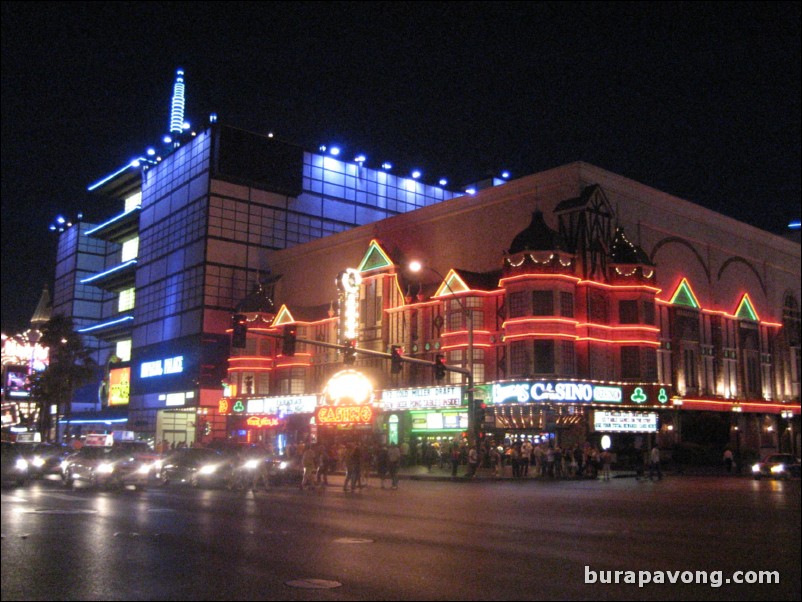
[169,69,186,137]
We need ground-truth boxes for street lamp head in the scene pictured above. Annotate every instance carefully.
[409,260,422,274]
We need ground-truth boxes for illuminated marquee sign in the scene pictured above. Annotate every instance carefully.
[246,416,281,428]
[140,355,184,378]
[108,367,131,406]
[381,386,463,410]
[594,411,658,433]
[244,395,317,415]
[410,410,469,431]
[316,405,374,425]
[491,381,623,404]
[337,268,361,342]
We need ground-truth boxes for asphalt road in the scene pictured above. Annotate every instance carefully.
[2,475,799,601]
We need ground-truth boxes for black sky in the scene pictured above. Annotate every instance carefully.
[2,2,800,334]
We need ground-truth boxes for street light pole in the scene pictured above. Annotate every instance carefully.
[409,261,478,447]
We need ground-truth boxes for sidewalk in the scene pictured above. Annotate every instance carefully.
[392,464,638,482]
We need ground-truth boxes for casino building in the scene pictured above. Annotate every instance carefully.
[221,165,800,462]
[55,71,799,461]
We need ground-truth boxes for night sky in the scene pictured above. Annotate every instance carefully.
[2,2,799,334]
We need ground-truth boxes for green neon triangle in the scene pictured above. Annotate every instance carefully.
[273,305,295,326]
[669,279,700,309]
[435,270,470,297]
[735,295,758,321]
[357,240,394,272]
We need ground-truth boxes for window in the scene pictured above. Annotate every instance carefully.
[684,349,697,391]
[644,347,657,381]
[561,340,576,376]
[121,237,139,262]
[534,340,554,374]
[118,287,135,312]
[256,372,270,394]
[532,291,554,316]
[621,346,641,380]
[508,291,528,318]
[619,300,639,324]
[560,292,574,318]
[642,301,655,325]
[589,291,609,324]
[509,341,530,376]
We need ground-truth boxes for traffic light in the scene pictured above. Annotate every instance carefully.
[282,325,297,356]
[434,354,446,380]
[391,345,403,374]
[232,314,247,348]
[475,403,487,426]
[343,339,357,365]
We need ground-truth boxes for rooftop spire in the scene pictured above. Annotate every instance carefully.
[169,69,186,135]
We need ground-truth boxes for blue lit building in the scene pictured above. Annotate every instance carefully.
[58,70,468,442]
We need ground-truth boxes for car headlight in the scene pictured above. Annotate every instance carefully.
[279,461,288,470]
[61,460,70,472]
[198,464,218,475]
[244,459,260,470]
[137,463,152,475]
[152,459,162,471]
[15,458,29,472]
[751,463,761,473]
[97,462,115,474]
[770,464,785,474]
[32,456,46,468]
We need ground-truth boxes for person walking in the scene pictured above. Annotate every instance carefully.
[377,445,389,489]
[723,448,734,474]
[387,442,401,489]
[649,445,662,481]
[300,444,317,491]
[600,449,612,481]
[466,445,479,478]
[343,443,362,492]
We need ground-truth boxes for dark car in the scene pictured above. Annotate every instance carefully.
[1,441,30,487]
[751,453,801,480]
[62,441,156,490]
[158,448,233,488]
[17,442,71,479]
[265,454,303,485]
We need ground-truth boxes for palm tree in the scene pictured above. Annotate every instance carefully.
[28,315,97,442]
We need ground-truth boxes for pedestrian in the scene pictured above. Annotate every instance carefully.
[450,443,460,478]
[343,443,362,492]
[387,442,401,489]
[649,446,662,481]
[300,444,317,490]
[601,449,612,481]
[466,445,479,478]
[377,445,389,488]
[315,443,329,486]
[723,448,734,474]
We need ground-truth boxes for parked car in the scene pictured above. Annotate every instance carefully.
[751,453,801,480]
[1,441,30,487]
[62,441,155,490]
[158,448,233,488]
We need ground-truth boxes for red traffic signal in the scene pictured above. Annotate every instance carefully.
[434,354,446,380]
[391,345,403,374]
[282,325,297,356]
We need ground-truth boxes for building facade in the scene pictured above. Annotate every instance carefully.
[219,163,800,464]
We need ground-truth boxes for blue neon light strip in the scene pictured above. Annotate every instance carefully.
[80,260,137,284]
[77,315,134,333]
[87,161,140,192]
[65,418,128,424]
[84,207,141,236]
